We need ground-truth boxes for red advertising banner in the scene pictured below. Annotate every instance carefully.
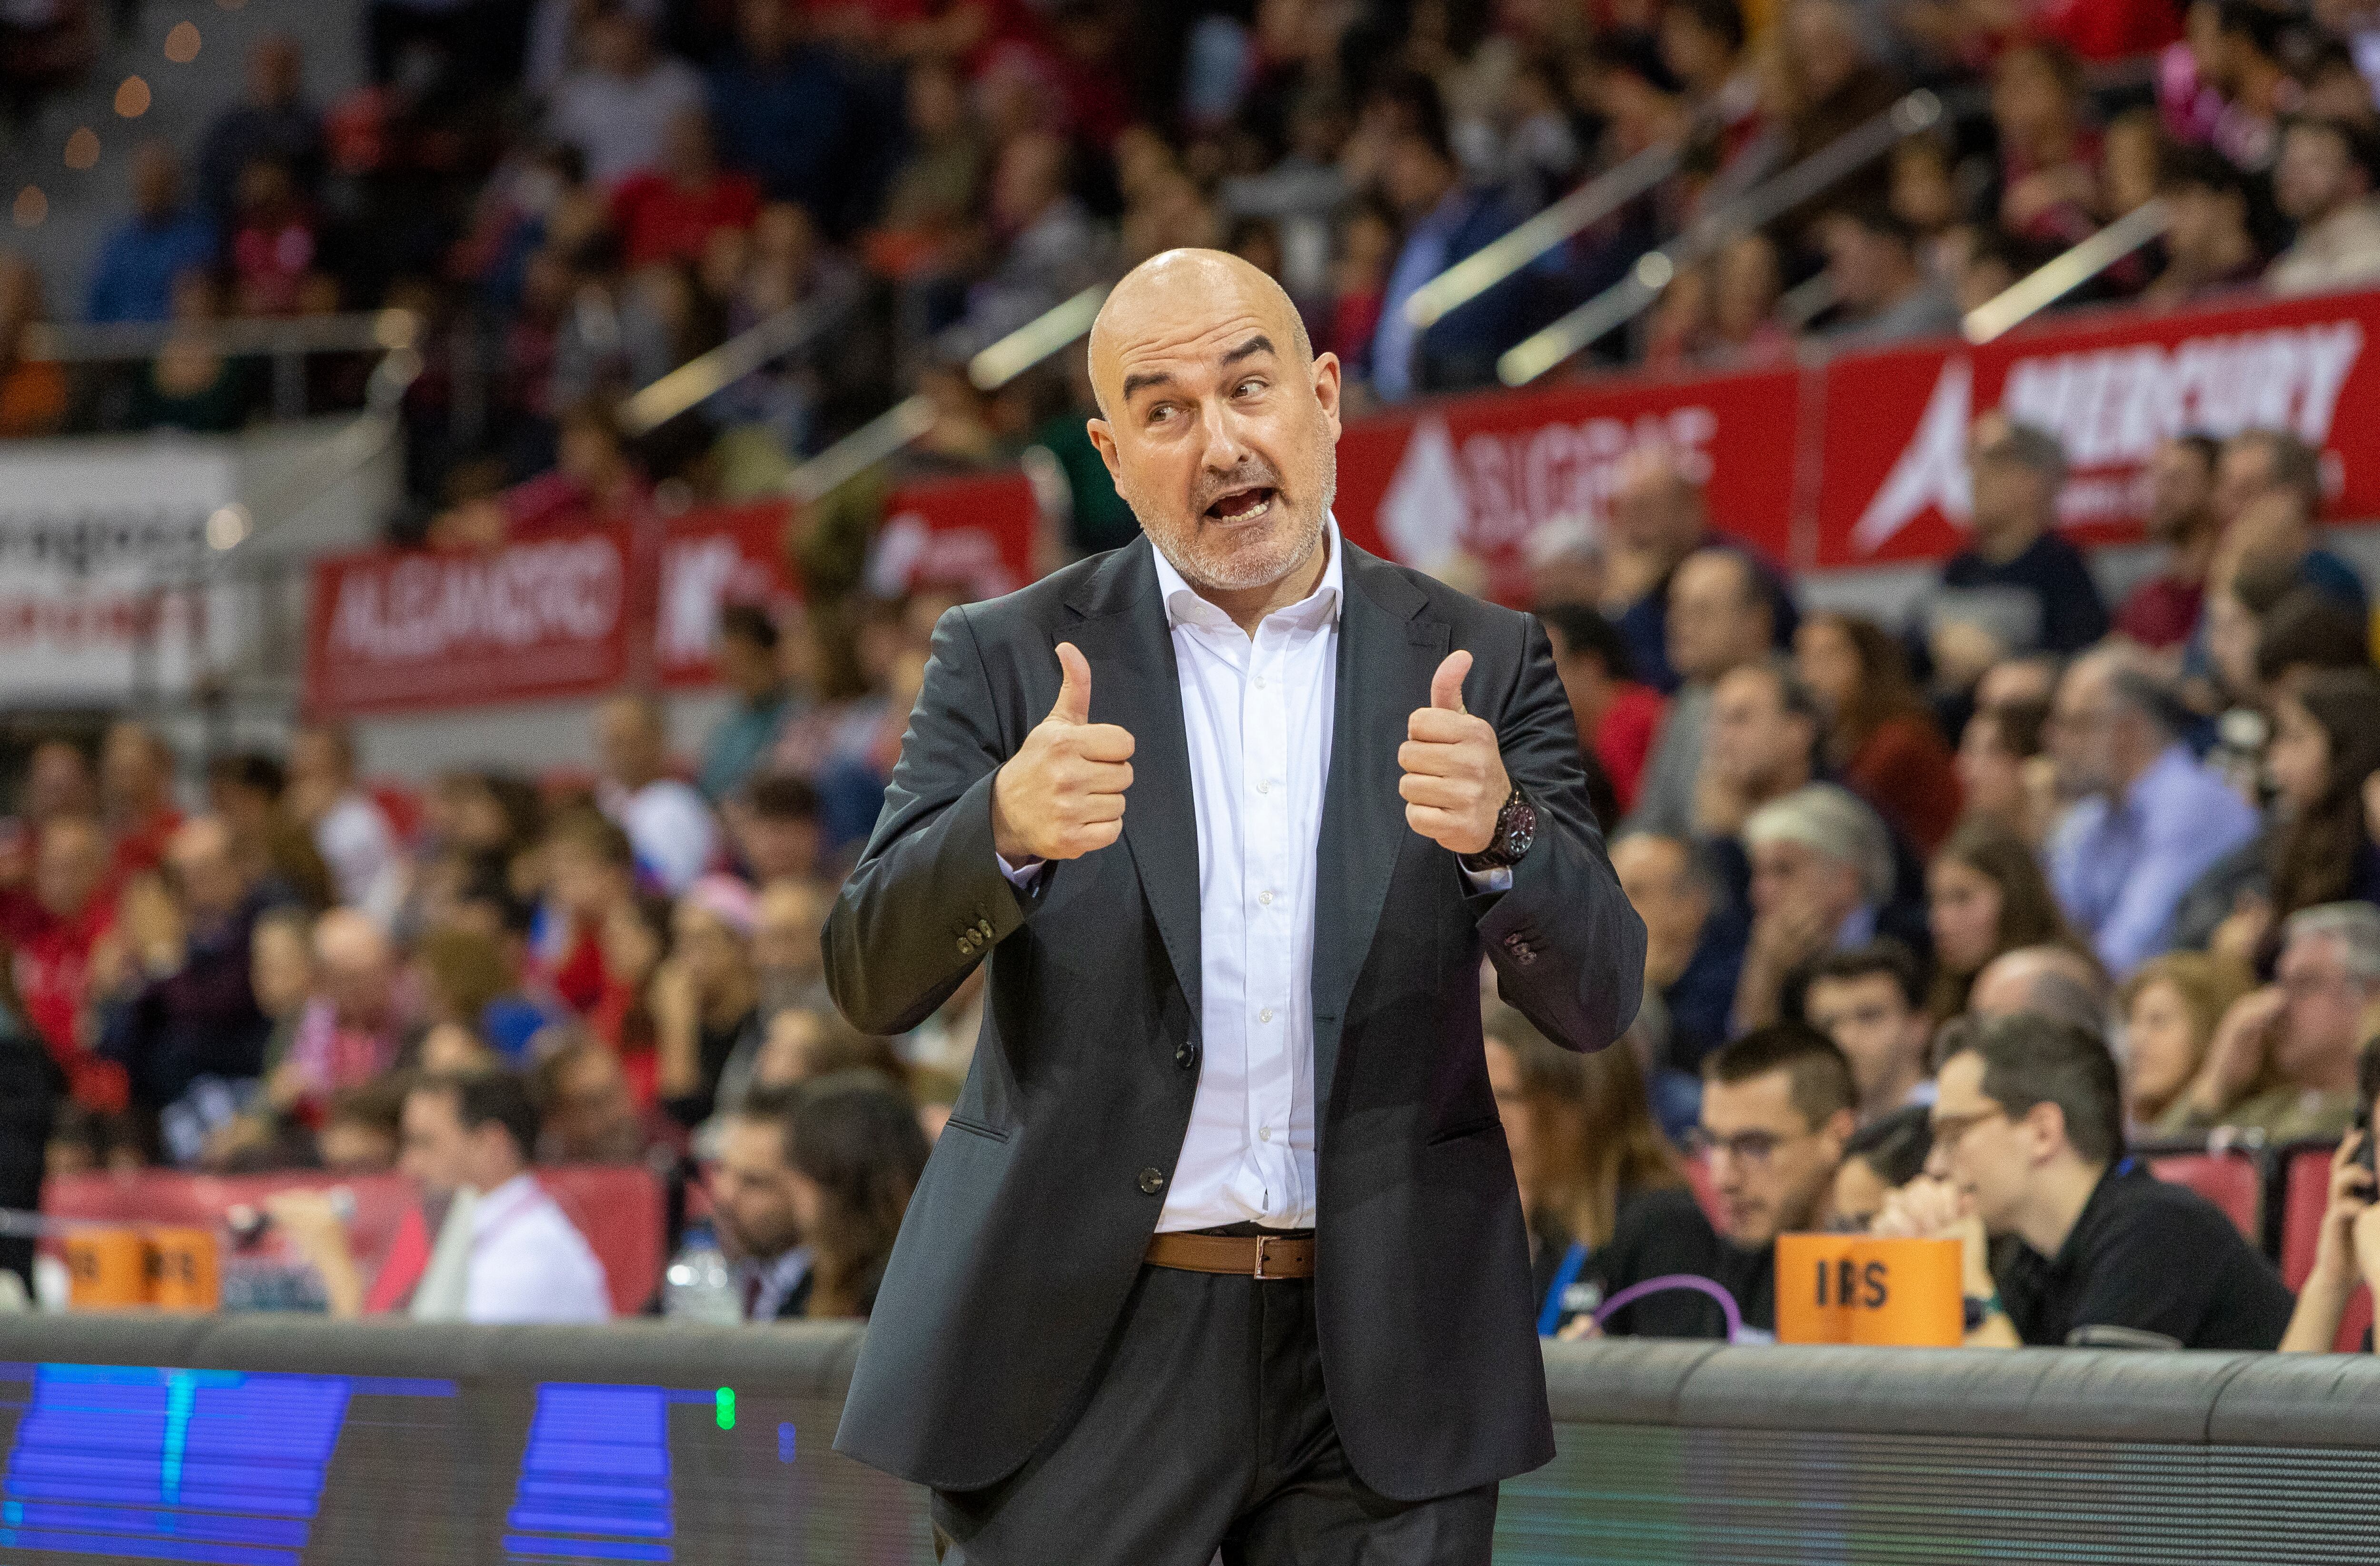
[305,529,632,716]
[870,470,1043,601]
[654,501,800,687]
[1332,366,1804,599]
[1814,287,2380,566]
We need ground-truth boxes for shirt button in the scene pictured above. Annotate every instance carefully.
[1259,1007,1275,1023]
[1258,890,1273,906]
[1255,780,1270,794]
[1258,1126,1272,1142]
[1253,674,1266,689]
[1138,1168,1166,1194]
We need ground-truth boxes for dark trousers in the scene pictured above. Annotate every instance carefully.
[931,1262,1498,1566]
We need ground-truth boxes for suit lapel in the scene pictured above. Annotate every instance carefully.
[1063,538,1202,1023]
[1312,543,1445,1120]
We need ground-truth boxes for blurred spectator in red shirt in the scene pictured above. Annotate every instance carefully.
[228,158,317,316]
[610,108,760,268]
[99,721,182,879]
[1539,602,1667,817]
[2116,435,2224,651]
[1992,42,2103,249]
[502,399,654,536]
[0,816,125,1109]
[1326,197,1396,378]
[537,807,638,1015]
[1796,611,1964,857]
[266,908,408,1125]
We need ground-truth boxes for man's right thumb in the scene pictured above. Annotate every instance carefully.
[1050,642,1092,724]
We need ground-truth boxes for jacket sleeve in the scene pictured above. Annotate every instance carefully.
[823,604,1038,1036]
[1470,615,1647,1053]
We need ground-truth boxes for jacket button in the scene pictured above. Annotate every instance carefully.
[1137,1168,1166,1194]
[976,918,994,937]
[1174,1042,1196,1069]
[956,938,972,954]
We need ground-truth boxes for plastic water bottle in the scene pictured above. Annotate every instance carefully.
[663,1223,741,1324]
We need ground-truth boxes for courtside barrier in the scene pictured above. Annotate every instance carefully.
[4,1315,2379,1562]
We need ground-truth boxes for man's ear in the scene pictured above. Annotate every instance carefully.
[1821,1105,1858,1158]
[1086,417,1121,484]
[2024,1100,2068,1164]
[1311,350,1343,438]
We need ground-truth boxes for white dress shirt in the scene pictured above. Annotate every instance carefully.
[461,1173,612,1324]
[1002,522,1502,1233]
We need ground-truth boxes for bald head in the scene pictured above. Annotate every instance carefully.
[1086,248,1339,603]
[1969,945,2105,1032]
[1089,249,1311,419]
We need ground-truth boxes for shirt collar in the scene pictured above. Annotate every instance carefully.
[1150,515,1343,636]
[469,1172,540,1234]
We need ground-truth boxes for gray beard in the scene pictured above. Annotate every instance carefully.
[1133,466,1338,595]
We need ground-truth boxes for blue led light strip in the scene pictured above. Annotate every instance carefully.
[0,1367,353,1566]
[504,1385,674,1565]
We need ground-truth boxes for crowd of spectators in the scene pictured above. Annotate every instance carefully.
[9,0,2380,553]
[1495,400,2380,1353]
[0,598,943,1321]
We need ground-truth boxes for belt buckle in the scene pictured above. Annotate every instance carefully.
[1252,1235,1276,1280]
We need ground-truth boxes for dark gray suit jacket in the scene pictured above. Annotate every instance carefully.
[824,534,1645,1502]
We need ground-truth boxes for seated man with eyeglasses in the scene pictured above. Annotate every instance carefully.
[1559,1023,1857,1341]
[1875,1012,2293,1350]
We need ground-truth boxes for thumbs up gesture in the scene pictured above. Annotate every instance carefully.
[1399,650,1510,856]
[992,642,1138,862]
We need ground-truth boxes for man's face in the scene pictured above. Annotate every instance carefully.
[1818,218,1892,312]
[1088,253,1341,597]
[1613,834,1710,989]
[166,821,244,919]
[2145,439,2215,540]
[737,812,820,882]
[596,701,660,786]
[1666,554,1760,683]
[713,1116,805,1261]
[1748,838,1858,931]
[1699,1070,1843,1247]
[2276,124,2360,222]
[2277,932,2371,1080]
[1804,972,1927,1108]
[1930,1051,2029,1232]
[2215,437,2279,525]
[548,1049,636,1158]
[1608,455,1701,558]
[2047,664,2120,797]
[715,634,778,700]
[34,819,107,918]
[1705,667,1808,793]
[399,1088,474,1200]
[100,724,162,812]
[753,881,826,979]
[1966,423,2052,544]
[25,743,90,823]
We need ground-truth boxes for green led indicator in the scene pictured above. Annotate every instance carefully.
[715,1387,735,1430]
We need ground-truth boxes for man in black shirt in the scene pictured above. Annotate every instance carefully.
[1877,1013,2293,1349]
[1924,414,2109,689]
[1575,1023,1857,1340]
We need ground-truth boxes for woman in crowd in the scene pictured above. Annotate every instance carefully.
[1953,698,2054,847]
[1924,819,2090,1021]
[654,875,764,1127]
[2120,951,2256,1137]
[1482,1003,1688,1337]
[1795,611,1963,856]
[1829,1105,1932,1229]
[2178,668,2380,961]
[788,1070,932,1318]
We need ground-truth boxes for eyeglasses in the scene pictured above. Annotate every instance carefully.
[1686,1128,1804,1168]
[1928,1106,2007,1155]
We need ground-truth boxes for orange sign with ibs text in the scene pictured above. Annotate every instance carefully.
[1775,1234,1965,1347]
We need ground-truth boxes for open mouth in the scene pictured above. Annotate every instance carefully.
[1203,485,1278,524]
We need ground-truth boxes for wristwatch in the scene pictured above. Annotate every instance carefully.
[1460,785,1537,872]
[1962,1290,2004,1332]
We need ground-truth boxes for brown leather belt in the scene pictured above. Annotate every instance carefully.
[1144,1230,1315,1279]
